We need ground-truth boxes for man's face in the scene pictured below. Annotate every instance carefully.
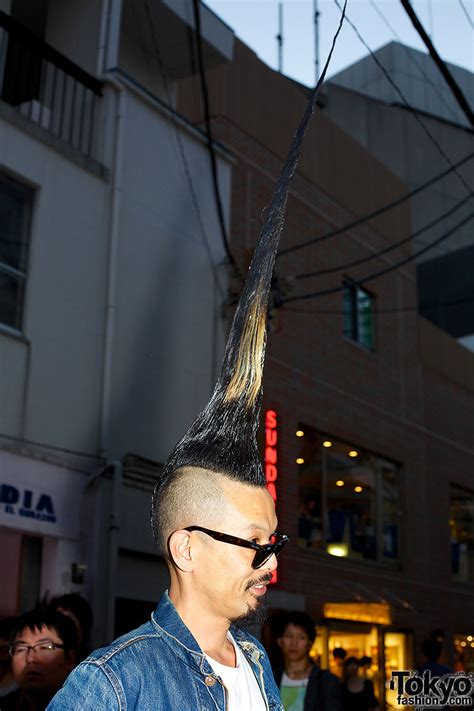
[11,625,75,697]
[278,624,313,663]
[192,481,279,625]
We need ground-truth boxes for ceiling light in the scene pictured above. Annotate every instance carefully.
[354,485,363,493]
[336,480,344,487]
[348,450,358,458]
[296,457,304,464]
[327,543,348,558]
[296,430,304,437]
[322,440,332,448]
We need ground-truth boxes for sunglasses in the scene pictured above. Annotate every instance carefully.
[184,526,289,569]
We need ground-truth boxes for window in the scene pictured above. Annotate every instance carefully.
[0,174,33,330]
[450,485,474,582]
[297,427,401,565]
[343,280,375,349]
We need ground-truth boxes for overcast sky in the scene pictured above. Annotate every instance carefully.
[204,0,474,87]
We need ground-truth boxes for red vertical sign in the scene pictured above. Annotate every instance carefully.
[265,409,278,584]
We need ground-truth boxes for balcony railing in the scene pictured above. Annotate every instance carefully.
[0,11,103,158]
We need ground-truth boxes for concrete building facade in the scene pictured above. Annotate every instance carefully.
[324,42,474,350]
[0,0,234,644]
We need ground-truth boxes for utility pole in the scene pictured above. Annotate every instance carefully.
[313,0,320,85]
[277,2,283,73]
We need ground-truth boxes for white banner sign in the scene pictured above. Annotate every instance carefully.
[0,450,86,539]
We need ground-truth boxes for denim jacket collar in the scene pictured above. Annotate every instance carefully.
[150,591,279,709]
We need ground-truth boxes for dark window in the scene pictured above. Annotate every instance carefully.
[297,427,400,565]
[343,280,375,349]
[0,174,33,330]
[450,484,474,582]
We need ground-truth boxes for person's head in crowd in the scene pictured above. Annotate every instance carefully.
[0,617,17,695]
[8,609,77,708]
[359,655,372,677]
[277,611,316,668]
[421,639,443,663]
[49,594,93,649]
[333,647,347,662]
[344,656,361,679]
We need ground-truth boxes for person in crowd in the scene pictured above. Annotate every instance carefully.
[332,647,347,678]
[341,657,379,711]
[48,594,93,662]
[1,609,77,711]
[358,657,372,679]
[0,619,17,698]
[273,611,341,711]
[417,639,451,676]
[46,20,345,708]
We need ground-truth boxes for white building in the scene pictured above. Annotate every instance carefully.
[324,42,474,350]
[0,0,234,644]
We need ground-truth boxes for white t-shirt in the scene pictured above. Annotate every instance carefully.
[205,633,267,711]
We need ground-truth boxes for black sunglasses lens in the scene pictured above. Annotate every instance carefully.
[252,537,288,569]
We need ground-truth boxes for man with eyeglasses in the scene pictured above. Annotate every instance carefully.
[2,609,77,710]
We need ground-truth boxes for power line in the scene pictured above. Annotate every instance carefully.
[283,295,474,316]
[368,0,460,124]
[334,0,473,194]
[281,211,474,304]
[291,192,473,281]
[400,0,474,127]
[143,0,227,299]
[191,0,238,274]
[458,0,474,29]
[277,151,474,258]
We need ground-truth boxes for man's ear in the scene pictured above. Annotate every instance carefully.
[168,530,194,572]
[276,637,283,649]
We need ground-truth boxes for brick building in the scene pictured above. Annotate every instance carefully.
[178,38,474,704]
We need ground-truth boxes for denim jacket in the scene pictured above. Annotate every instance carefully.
[47,592,283,710]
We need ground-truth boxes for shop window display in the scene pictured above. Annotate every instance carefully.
[297,428,401,565]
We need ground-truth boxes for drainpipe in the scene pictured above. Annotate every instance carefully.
[96,0,111,77]
[105,458,122,642]
[98,79,126,458]
[86,459,122,644]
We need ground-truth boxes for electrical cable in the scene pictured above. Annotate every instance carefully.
[400,0,474,126]
[283,294,474,316]
[281,211,474,304]
[292,192,473,281]
[191,0,238,275]
[368,0,461,124]
[277,151,474,258]
[458,0,474,29]
[143,0,227,299]
[334,0,473,194]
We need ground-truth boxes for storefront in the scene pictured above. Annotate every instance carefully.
[310,603,413,709]
[0,449,88,617]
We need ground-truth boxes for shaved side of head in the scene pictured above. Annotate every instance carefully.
[155,467,238,558]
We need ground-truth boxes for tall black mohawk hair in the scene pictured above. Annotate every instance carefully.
[152,2,347,541]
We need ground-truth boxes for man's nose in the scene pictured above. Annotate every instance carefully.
[25,648,39,662]
[267,552,278,572]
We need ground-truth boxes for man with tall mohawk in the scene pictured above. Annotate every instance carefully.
[48,4,346,709]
